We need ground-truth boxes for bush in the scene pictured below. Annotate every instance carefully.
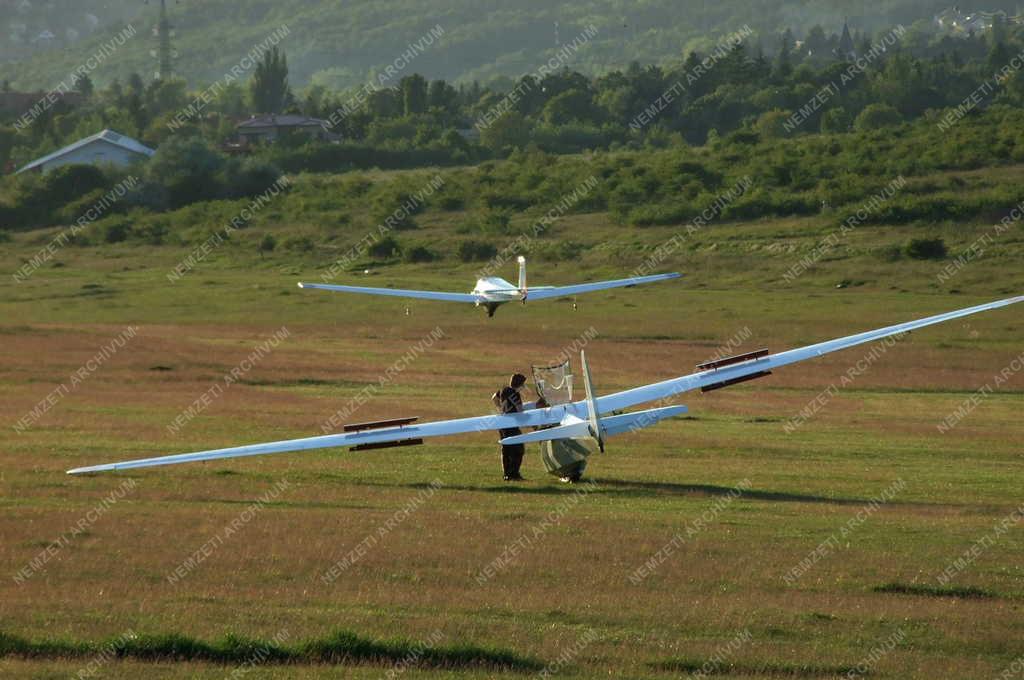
[368,235,401,259]
[145,137,225,209]
[458,240,497,262]
[40,164,109,202]
[258,234,277,257]
[103,219,130,243]
[904,237,947,260]
[854,104,902,132]
[404,245,437,263]
[221,159,283,200]
[437,195,465,211]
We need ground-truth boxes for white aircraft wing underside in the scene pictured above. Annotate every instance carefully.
[297,282,480,303]
[594,295,1024,413]
[524,273,682,301]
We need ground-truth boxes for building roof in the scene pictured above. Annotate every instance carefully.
[838,21,855,56]
[237,114,327,130]
[17,129,155,174]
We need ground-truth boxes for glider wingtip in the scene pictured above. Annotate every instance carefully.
[296,282,305,289]
[67,464,114,475]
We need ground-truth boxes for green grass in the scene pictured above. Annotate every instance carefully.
[0,630,539,671]
[2,162,1024,679]
[650,659,862,676]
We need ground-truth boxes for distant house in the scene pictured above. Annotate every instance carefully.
[236,114,332,146]
[32,29,56,45]
[17,129,155,175]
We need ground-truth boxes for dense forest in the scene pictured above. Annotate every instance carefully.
[3,18,1024,172]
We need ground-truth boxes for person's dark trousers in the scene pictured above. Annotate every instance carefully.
[501,443,525,478]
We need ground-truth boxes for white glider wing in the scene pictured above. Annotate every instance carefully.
[67,295,1021,475]
[525,273,681,301]
[297,282,479,303]
[67,408,567,474]
[595,295,1024,413]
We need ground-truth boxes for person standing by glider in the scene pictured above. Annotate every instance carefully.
[493,373,530,481]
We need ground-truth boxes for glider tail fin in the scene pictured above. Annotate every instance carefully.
[517,256,527,294]
[580,350,604,452]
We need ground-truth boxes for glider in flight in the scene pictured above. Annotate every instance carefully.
[67,295,1022,476]
[298,256,681,316]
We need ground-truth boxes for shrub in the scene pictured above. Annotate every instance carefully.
[369,235,401,259]
[258,234,277,257]
[103,219,130,243]
[458,240,497,262]
[404,245,437,263]
[854,104,902,132]
[221,159,283,200]
[437,195,465,211]
[145,137,225,209]
[137,220,169,245]
[904,237,947,260]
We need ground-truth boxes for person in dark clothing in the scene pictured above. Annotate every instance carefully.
[494,373,528,481]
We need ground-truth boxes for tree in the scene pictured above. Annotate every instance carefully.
[803,25,829,60]
[479,111,530,152]
[820,107,850,133]
[365,88,403,118]
[854,103,902,131]
[541,89,600,125]
[145,137,225,208]
[77,73,94,99]
[774,29,794,78]
[250,46,293,114]
[146,77,188,115]
[127,72,145,95]
[754,109,793,138]
[126,91,149,137]
[400,74,428,115]
[427,79,458,113]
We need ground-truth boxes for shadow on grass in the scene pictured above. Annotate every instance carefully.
[872,582,997,599]
[0,630,542,672]
[651,658,862,677]
[364,478,884,505]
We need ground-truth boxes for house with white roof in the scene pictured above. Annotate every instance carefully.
[17,129,155,174]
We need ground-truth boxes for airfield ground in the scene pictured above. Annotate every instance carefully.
[1,182,1023,678]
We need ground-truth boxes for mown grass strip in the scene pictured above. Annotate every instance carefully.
[0,630,541,671]
[872,582,997,599]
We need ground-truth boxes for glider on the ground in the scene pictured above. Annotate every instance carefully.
[67,295,1022,475]
[298,256,681,316]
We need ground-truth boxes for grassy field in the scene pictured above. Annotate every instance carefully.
[1,171,1024,678]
